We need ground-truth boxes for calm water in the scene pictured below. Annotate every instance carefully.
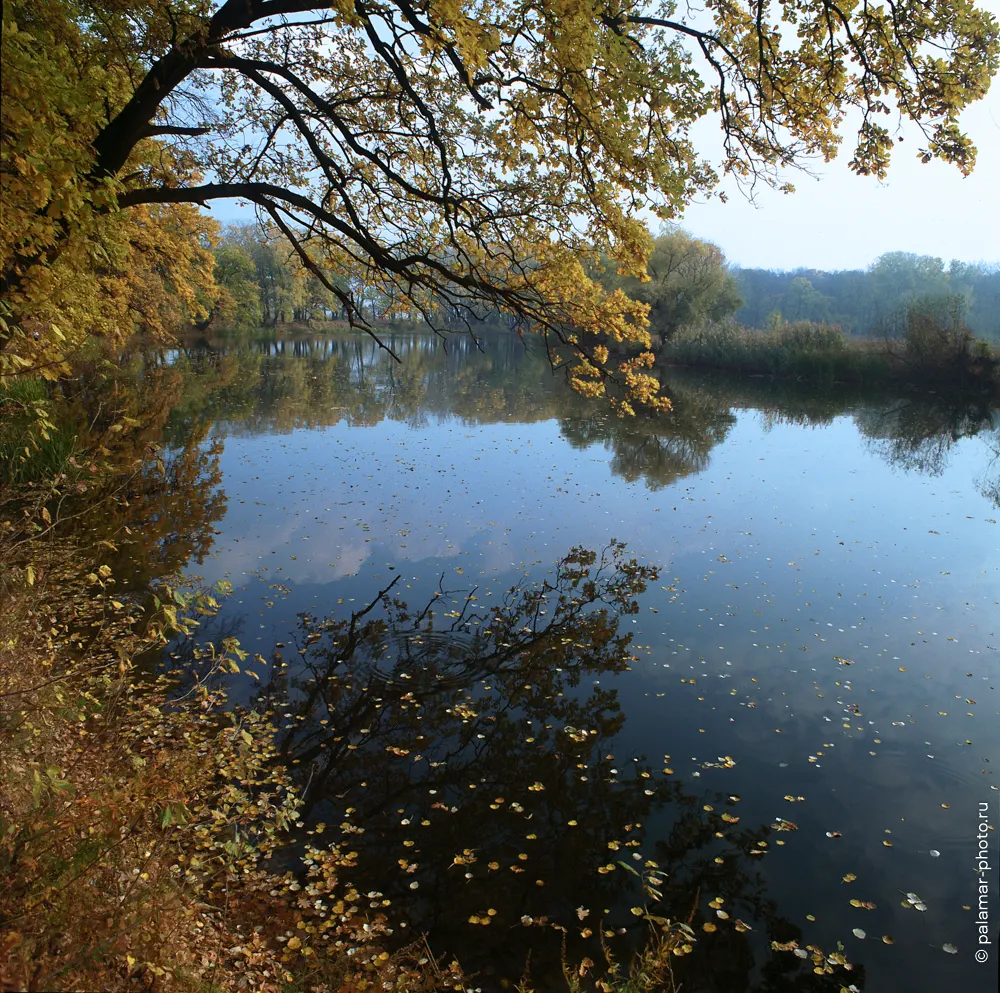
[146,332,998,992]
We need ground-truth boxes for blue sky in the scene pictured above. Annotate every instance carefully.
[680,0,1000,271]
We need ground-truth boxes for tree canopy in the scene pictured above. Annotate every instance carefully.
[2,0,998,409]
[596,228,743,338]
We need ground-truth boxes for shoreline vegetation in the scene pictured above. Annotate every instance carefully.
[0,513,470,993]
[191,313,1000,398]
[192,225,1000,399]
[659,317,1000,394]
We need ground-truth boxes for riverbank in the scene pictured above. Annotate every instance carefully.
[660,320,1000,393]
[0,462,469,993]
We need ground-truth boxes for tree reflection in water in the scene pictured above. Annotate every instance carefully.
[244,543,860,991]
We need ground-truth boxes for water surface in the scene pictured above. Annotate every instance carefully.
[145,332,999,992]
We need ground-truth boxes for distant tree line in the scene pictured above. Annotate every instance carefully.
[733,253,1000,340]
[210,224,522,332]
[211,222,746,338]
[213,224,1000,351]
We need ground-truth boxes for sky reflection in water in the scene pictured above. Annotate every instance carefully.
[160,333,998,992]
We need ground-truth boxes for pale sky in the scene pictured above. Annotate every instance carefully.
[680,0,1000,271]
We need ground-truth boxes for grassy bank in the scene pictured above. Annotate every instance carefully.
[661,318,1000,393]
[0,472,468,993]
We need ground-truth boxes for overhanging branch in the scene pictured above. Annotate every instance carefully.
[139,125,213,138]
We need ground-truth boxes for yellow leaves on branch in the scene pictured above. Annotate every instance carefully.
[504,239,670,413]
[1,5,220,375]
[5,0,998,419]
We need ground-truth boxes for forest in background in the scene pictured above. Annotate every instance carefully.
[732,253,1000,340]
[211,223,1000,346]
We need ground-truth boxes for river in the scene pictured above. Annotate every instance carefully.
[135,330,999,992]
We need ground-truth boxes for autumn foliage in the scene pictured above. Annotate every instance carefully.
[4,0,998,409]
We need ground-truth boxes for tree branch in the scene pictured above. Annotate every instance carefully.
[139,125,212,138]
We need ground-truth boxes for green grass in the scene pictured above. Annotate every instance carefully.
[0,377,82,483]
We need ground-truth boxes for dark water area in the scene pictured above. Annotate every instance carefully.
[135,331,998,991]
